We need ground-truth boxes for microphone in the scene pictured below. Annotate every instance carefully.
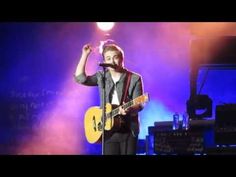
[99,63,117,69]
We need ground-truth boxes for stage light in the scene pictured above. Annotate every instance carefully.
[187,94,212,119]
[96,22,115,31]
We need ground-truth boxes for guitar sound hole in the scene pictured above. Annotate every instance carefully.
[93,116,97,131]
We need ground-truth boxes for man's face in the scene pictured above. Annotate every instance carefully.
[104,50,122,70]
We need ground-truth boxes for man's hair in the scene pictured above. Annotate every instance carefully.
[101,40,124,60]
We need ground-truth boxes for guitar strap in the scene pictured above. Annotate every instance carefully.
[120,71,131,105]
[116,71,132,132]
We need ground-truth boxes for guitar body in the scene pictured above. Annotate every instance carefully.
[84,93,149,144]
[84,103,113,144]
[84,104,126,144]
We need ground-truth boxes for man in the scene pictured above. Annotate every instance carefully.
[74,41,144,155]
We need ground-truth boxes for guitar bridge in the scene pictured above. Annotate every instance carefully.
[98,122,103,131]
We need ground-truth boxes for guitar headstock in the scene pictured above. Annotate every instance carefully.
[134,93,150,105]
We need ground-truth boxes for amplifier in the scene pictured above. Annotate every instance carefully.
[154,130,204,154]
[215,104,236,144]
[215,104,236,126]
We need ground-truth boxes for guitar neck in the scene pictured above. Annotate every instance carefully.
[106,95,146,119]
[106,101,134,119]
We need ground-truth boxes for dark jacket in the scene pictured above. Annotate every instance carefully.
[75,68,143,137]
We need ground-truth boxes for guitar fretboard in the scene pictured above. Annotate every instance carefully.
[105,94,148,119]
[107,100,134,118]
